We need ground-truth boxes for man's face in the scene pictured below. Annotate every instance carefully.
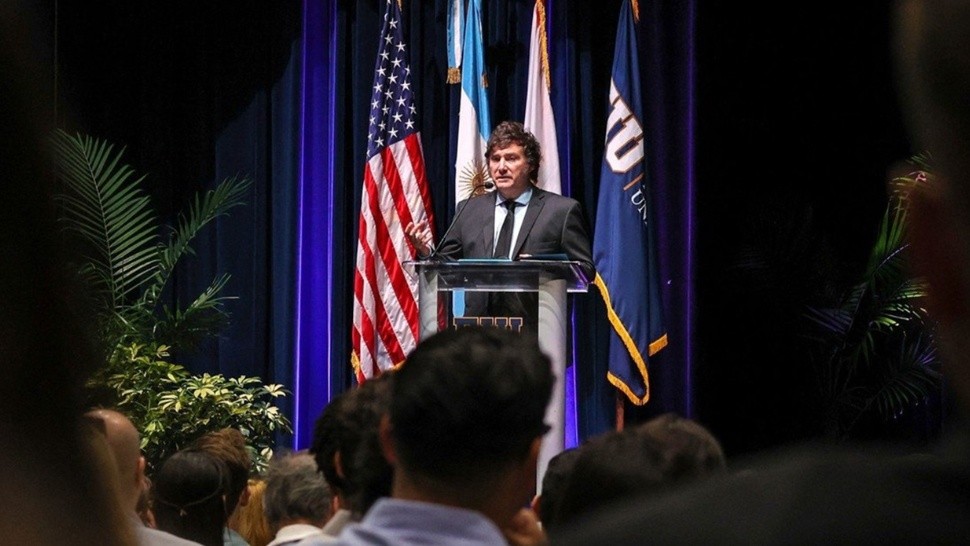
[488,143,532,199]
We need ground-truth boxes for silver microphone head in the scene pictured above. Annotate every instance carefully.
[483,181,495,190]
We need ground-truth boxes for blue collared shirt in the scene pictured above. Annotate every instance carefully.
[298,498,507,546]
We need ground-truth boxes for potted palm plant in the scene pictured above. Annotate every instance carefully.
[805,158,942,441]
[52,130,290,471]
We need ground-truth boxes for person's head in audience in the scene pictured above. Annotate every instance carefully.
[153,449,229,546]
[531,448,581,531]
[896,0,970,411]
[136,475,156,528]
[636,412,727,477]
[551,413,725,527]
[78,414,139,544]
[231,478,271,546]
[382,325,554,528]
[191,428,253,522]
[263,451,333,536]
[310,374,393,517]
[84,409,148,514]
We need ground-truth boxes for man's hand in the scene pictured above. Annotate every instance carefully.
[405,220,433,257]
[503,508,548,546]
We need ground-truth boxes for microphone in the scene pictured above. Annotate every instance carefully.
[427,181,494,261]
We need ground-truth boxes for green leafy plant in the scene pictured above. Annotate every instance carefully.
[99,343,288,472]
[51,130,291,471]
[805,157,942,440]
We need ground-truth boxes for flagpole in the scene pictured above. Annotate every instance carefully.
[616,393,625,431]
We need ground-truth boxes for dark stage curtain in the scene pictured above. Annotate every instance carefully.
[55,0,696,448]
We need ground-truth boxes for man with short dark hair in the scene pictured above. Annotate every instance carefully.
[308,375,393,538]
[304,326,554,546]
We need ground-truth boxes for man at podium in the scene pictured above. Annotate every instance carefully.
[405,121,593,329]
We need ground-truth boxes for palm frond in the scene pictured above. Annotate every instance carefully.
[154,274,236,351]
[865,199,909,290]
[51,130,161,311]
[871,333,941,421]
[144,176,251,308]
[805,156,942,440]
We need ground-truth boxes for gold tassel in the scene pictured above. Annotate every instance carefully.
[631,0,640,23]
[537,0,551,91]
[482,73,489,88]
[447,67,461,84]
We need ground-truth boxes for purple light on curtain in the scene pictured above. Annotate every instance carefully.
[684,0,696,416]
[294,0,337,448]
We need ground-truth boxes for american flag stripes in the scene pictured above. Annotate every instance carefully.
[352,0,435,383]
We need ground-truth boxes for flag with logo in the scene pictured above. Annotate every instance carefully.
[593,0,667,405]
[523,0,561,195]
[454,0,492,203]
[352,0,436,382]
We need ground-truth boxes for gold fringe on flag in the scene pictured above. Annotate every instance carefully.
[482,73,489,88]
[447,67,461,84]
[537,0,552,91]
[631,0,640,23]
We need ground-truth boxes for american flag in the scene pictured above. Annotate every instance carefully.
[352,0,435,383]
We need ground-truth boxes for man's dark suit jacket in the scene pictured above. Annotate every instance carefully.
[435,185,594,328]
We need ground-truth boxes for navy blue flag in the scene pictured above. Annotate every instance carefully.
[593,0,667,405]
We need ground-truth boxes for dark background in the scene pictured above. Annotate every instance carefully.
[44,0,924,456]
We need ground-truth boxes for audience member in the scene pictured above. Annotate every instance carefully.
[550,413,725,528]
[302,326,554,546]
[191,428,255,546]
[153,450,230,546]
[530,448,580,532]
[78,414,141,545]
[232,479,272,546]
[263,451,334,545]
[553,2,970,543]
[86,408,204,545]
[138,476,158,528]
[308,375,393,537]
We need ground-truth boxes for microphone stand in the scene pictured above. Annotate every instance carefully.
[426,181,494,261]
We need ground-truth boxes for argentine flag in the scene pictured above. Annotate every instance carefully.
[454,0,491,204]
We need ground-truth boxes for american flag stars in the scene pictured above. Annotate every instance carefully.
[366,10,415,158]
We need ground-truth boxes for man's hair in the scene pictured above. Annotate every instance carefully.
[536,448,581,531]
[636,413,726,478]
[153,449,229,546]
[485,121,542,181]
[263,451,331,529]
[190,428,251,512]
[551,413,725,526]
[310,375,392,515]
[389,326,554,484]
